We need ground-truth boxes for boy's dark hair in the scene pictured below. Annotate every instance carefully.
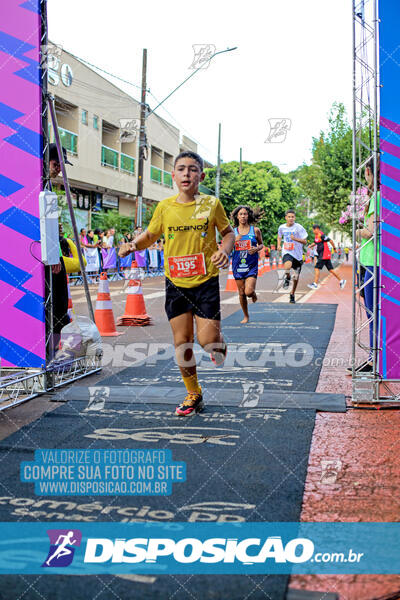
[312,224,321,229]
[230,205,264,227]
[174,151,204,171]
[285,209,295,216]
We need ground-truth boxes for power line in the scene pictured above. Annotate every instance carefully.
[54,51,216,162]
[66,50,145,93]
[147,90,216,161]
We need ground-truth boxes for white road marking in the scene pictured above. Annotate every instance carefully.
[143,291,165,299]
[115,574,156,584]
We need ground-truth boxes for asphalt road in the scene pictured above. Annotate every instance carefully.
[0,260,342,439]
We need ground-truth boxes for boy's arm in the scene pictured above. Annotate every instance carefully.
[118,230,158,257]
[211,225,235,268]
[290,235,308,245]
[277,234,282,252]
[328,239,336,252]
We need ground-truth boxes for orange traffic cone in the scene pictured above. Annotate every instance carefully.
[123,260,139,291]
[125,260,139,280]
[224,261,237,292]
[67,275,74,321]
[94,272,123,336]
[258,256,266,277]
[117,279,152,326]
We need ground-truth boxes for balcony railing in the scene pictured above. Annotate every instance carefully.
[101,145,119,169]
[163,171,173,188]
[150,165,162,184]
[59,127,78,155]
[151,166,173,188]
[101,146,135,174]
[120,153,135,174]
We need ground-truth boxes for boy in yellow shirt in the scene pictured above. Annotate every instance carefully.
[120,151,235,415]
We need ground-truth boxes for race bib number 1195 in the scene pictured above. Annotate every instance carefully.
[168,253,206,277]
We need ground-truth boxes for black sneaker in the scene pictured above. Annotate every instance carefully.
[289,294,295,304]
[282,274,291,289]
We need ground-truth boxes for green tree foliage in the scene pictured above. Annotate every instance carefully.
[295,102,356,233]
[203,160,299,244]
[92,210,134,243]
[143,203,157,227]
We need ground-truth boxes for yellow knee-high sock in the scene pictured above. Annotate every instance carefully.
[182,373,202,394]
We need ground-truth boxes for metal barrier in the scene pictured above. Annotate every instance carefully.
[69,266,164,285]
[0,355,102,412]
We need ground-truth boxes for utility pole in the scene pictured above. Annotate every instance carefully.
[239,147,242,174]
[135,47,236,222]
[215,123,221,198]
[136,49,147,228]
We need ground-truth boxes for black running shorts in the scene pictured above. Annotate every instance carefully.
[165,276,221,321]
[282,253,303,272]
[315,258,334,271]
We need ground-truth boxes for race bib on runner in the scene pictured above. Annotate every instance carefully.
[284,242,294,251]
[235,239,251,251]
[168,253,206,278]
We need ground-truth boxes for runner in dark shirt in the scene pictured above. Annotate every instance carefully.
[307,225,346,290]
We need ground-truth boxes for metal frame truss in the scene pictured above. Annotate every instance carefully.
[0,356,102,412]
[0,11,101,412]
[352,0,381,403]
[352,0,400,404]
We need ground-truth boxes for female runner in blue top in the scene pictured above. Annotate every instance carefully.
[230,205,264,323]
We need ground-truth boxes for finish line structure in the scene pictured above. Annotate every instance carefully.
[352,0,400,403]
[0,0,100,410]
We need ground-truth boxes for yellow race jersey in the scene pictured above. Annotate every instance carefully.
[147,193,230,287]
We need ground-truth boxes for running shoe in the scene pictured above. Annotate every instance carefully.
[211,343,228,367]
[175,391,204,416]
[339,279,347,289]
[289,294,295,304]
[307,282,318,289]
[282,274,291,289]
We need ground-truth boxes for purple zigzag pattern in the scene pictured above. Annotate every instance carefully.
[0,0,45,368]
[380,114,400,378]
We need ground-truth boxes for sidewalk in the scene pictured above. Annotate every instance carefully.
[290,263,400,598]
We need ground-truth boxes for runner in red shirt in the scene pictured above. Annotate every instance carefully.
[307,225,346,290]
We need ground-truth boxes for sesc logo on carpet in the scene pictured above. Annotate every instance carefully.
[42,529,82,567]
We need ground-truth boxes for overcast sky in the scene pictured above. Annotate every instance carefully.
[47,0,352,173]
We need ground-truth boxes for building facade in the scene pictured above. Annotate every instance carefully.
[48,44,202,227]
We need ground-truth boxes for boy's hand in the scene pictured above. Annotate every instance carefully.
[118,242,136,258]
[247,247,258,255]
[211,249,229,268]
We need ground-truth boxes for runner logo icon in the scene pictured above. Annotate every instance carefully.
[42,529,82,567]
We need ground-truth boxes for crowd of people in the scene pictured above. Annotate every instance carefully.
[60,227,165,278]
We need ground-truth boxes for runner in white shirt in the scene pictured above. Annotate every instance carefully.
[277,209,308,303]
